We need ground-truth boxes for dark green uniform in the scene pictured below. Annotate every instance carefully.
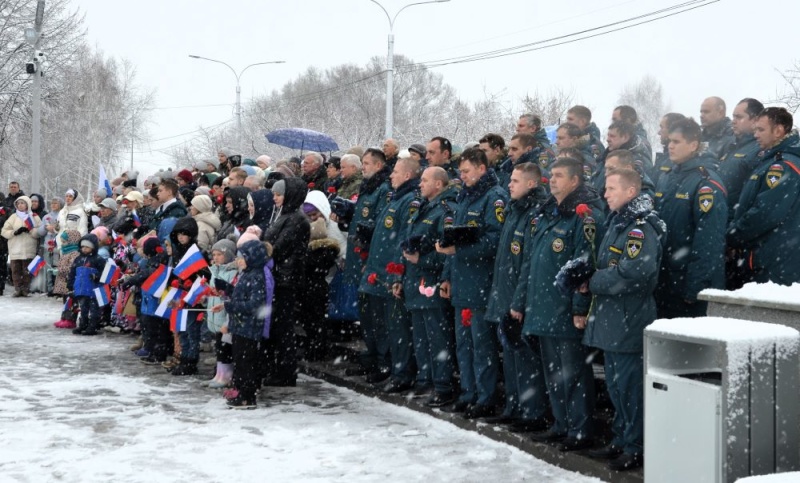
[510,184,605,441]
[585,194,665,458]
[718,132,761,221]
[701,117,735,160]
[727,132,800,286]
[652,147,672,187]
[441,171,507,407]
[654,153,727,318]
[486,185,549,422]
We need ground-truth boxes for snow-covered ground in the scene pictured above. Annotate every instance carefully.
[0,294,599,483]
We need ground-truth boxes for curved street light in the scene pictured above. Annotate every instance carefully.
[189,55,285,149]
[368,0,450,139]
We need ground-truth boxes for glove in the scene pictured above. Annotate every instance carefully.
[554,257,595,296]
[330,197,356,223]
[355,221,375,246]
[14,226,29,235]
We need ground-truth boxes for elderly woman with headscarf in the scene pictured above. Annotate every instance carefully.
[1,195,42,297]
[56,189,88,249]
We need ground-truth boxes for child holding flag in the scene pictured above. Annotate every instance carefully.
[1,196,41,297]
[211,237,273,409]
[166,218,210,376]
[67,234,106,335]
[53,230,83,328]
[204,239,238,389]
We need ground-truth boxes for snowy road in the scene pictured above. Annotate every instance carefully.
[0,295,599,483]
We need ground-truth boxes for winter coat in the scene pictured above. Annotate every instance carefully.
[485,185,548,323]
[224,240,272,340]
[263,177,310,289]
[342,166,391,286]
[247,189,274,235]
[306,231,340,301]
[654,152,727,301]
[302,167,328,192]
[591,135,654,196]
[338,172,363,201]
[1,196,42,260]
[96,212,118,230]
[359,178,421,297]
[53,230,82,296]
[148,198,188,232]
[216,187,250,242]
[167,217,211,302]
[206,262,238,332]
[652,148,672,188]
[727,131,800,286]
[702,117,736,161]
[585,194,665,353]
[124,252,168,316]
[442,171,509,309]
[583,122,605,159]
[304,190,347,258]
[56,193,88,248]
[37,209,60,254]
[68,234,106,297]
[718,132,761,221]
[194,211,221,254]
[510,184,606,338]
[401,186,459,310]
[496,150,544,193]
[324,175,343,195]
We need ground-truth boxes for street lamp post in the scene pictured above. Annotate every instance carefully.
[26,0,46,195]
[188,55,285,150]
[369,0,450,140]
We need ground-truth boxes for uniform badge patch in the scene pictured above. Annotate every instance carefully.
[467,219,479,227]
[443,216,454,227]
[384,215,394,228]
[627,228,645,239]
[583,217,596,242]
[409,200,421,215]
[609,246,623,254]
[494,200,506,223]
[552,238,564,253]
[767,165,784,189]
[510,241,521,255]
[530,217,539,234]
[626,239,642,259]
[361,207,369,218]
[698,186,714,213]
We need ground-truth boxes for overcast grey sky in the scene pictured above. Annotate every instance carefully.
[72,0,798,178]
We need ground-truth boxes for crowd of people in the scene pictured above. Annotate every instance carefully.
[2,96,798,472]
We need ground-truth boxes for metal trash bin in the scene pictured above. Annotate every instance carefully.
[644,317,800,483]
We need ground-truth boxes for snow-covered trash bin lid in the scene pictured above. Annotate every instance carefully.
[700,282,800,312]
[736,472,800,482]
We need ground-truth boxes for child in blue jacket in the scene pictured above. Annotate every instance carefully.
[67,234,106,336]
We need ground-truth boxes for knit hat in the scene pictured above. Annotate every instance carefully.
[195,186,211,197]
[125,170,140,181]
[241,165,257,176]
[142,237,163,257]
[191,194,213,213]
[408,144,426,157]
[302,202,317,215]
[80,238,96,250]
[211,239,237,263]
[65,189,77,198]
[177,169,194,185]
[243,158,257,167]
[95,188,110,199]
[236,225,262,247]
[272,179,286,196]
[91,226,110,243]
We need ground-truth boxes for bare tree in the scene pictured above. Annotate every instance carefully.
[775,61,800,114]
[519,88,575,126]
[617,75,670,149]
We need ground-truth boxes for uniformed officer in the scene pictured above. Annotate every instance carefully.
[604,149,655,199]
[584,168,665,471]
[566,105,605,159]
[510,157,605,451]
[485,162,550,432]
[652,112,687,187]
[555,122,597,179]
[360,157,421,393]
[436,147,508,419]
[654,118,727,318]
[727,107,800,286]
[426,137,460,182]
[478,133,507,170]
[398,167,459,407]
[340,148,392,382]
[591,121,653,196]
[700,96,736,160]
[496,133,545,191]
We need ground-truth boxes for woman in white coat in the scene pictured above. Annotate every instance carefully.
[1,196,42,297]
[56,189,88,249]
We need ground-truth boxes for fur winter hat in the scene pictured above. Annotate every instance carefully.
[177,169,194,185]
[211,239,237,264]
[236,225,262,247]
[309,217,328,241]
[191,194,213,214]
[142,237,163,257]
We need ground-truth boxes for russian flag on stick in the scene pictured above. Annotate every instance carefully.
[183,277,211,306]
[27,256,46,277]
[170,309,189,332]
[99,164,112,198]
[155,287,182,318]
[132,210,141,227]
[24,216,35,231]
[94,285,112,307]
[173,244,208,280]
[99,260,120,285]
[141,264,170,298]
[63,297,73,312]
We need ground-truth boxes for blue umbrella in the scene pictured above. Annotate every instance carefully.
[265,128,339,152]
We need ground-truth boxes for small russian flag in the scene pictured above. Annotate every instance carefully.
[132,210,141,227]
[173,244,208,280]
[155,286,182,318]
[27,255,46,277]
[23,216,34,231]
[99,260,120,285]
[183,277,211,306]
[63,297,73,312]
[94,285,112,307]
[142,264,170,298]
[170,309,189,332]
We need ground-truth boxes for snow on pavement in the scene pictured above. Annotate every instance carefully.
[0,295,599,483]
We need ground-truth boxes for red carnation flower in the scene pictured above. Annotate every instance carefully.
[359,251,369,261]
[461,308,473,327]
[386,262,405,276]
[541,177,549,184]
[367,273,378,285]
[308,182,316,189]
[327,186,337,194]
[576,203,592,218]
[354,246,361,254]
